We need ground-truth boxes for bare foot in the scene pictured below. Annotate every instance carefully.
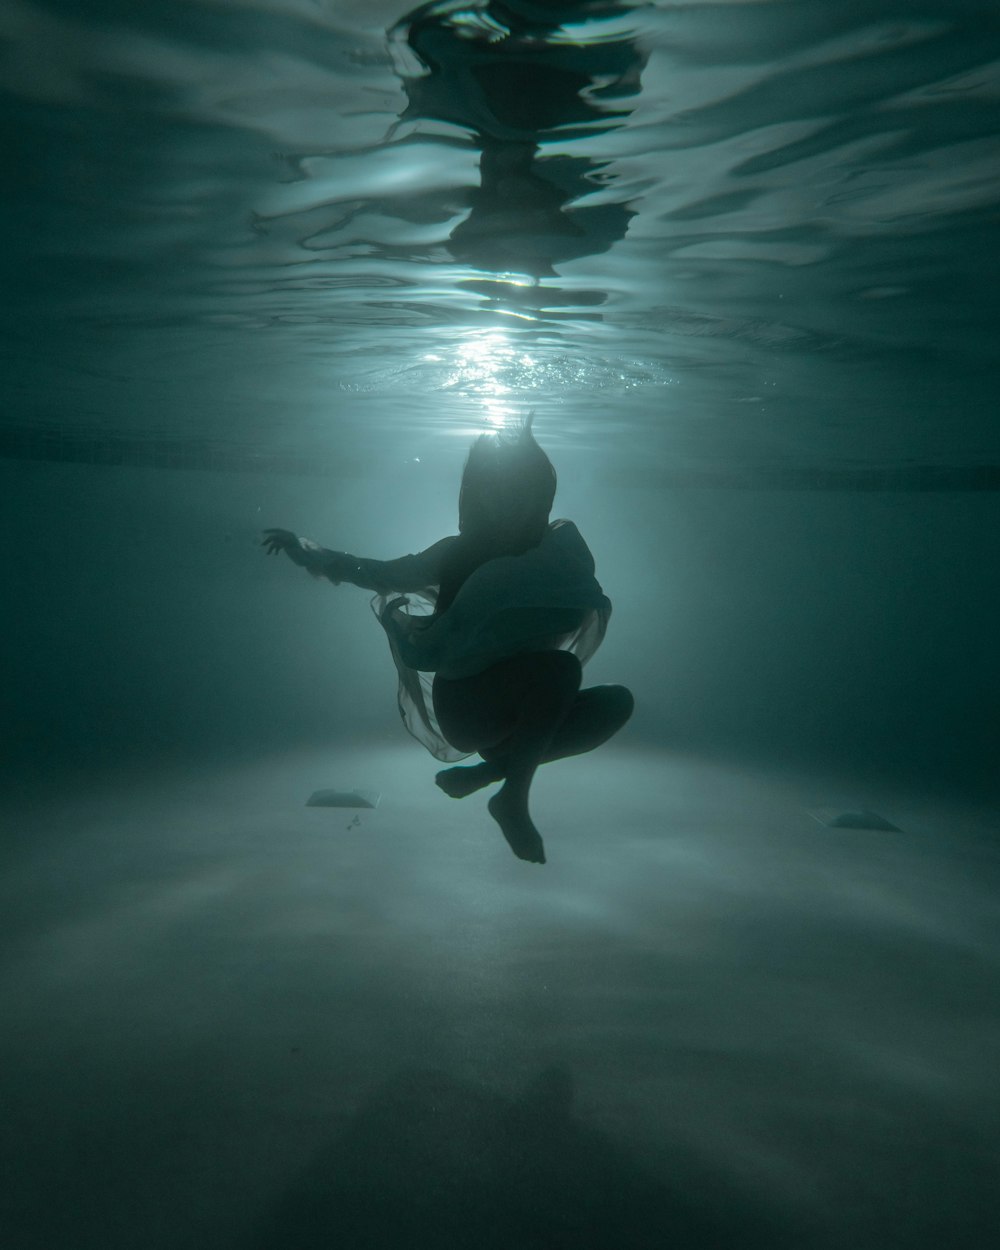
[488,788,546,864]
[435,762,502,799]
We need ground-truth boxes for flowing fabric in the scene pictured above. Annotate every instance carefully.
[370,519,612,761]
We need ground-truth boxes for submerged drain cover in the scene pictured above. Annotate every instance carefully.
[306,789,381,809]
[809,808,901,832]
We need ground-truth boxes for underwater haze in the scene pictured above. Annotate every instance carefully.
[1,2,999,1249]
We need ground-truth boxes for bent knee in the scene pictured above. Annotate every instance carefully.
[606,683,635,725]
[543,648,583,688]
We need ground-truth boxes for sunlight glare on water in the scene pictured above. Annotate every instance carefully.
[441,332,525,429]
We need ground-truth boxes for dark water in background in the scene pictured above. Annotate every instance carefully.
[2,0,999,476]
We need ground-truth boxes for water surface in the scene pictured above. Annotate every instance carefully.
[2,0,999,474]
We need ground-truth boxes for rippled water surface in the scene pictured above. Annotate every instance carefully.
[3,0,999,471]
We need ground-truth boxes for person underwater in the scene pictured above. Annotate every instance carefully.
[262,417,633,864]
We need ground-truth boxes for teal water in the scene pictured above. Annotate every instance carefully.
[2,9,1000,1250]
[3,0,999,475]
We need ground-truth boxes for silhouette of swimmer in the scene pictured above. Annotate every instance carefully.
[262,418,632,863]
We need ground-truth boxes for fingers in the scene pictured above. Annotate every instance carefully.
[260,528,293,555]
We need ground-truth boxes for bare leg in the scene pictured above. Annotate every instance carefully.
[483,650,581,862]
[432,653,633,863]
[435,684,634,798]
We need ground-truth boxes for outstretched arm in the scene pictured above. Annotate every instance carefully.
[261,529,455,593]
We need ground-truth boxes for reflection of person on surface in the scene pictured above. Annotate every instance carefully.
[388,0,645,281]
[262,418,632,864]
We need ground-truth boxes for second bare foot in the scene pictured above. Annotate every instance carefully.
[435,762,502,799]
[488,789,546,864]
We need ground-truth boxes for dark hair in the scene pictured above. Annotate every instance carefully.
[436,415,556,614]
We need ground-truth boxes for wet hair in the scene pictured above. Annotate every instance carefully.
[436,415,556,615]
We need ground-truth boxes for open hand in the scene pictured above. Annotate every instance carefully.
[261,528,300,557]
